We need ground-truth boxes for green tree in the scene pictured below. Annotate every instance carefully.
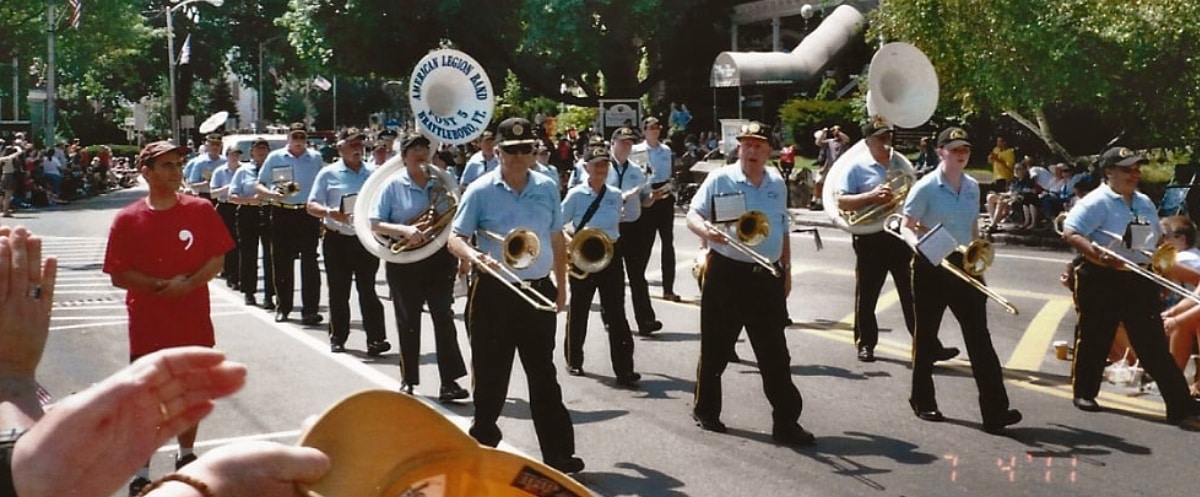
[871,0,1200,155]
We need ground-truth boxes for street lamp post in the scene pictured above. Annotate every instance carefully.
[166,0,223,144]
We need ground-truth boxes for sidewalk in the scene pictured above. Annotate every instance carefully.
[787,207,1071,251]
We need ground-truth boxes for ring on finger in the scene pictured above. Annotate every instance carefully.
[27,284,41,300]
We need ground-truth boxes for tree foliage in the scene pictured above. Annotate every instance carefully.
[871,0,1200,152]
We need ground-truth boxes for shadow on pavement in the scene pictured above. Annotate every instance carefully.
[576,462,689,497]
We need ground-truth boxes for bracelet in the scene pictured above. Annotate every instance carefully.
[1,429,27,497]
[136,473,215,497]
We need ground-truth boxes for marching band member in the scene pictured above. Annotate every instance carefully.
[562,142,640,386]
[457,130,498,189]
[256,123,324,325]
[228,138,274,309]
[633,116,681,301]
[184,134,225,202]
[208,146,242,292]
[533,141,560,191]
[447,117,583,474]
[685,121,813,446]
[902,127,1021,434]
[366,129,398,167]
[1062,147,1200,428]
[370,132,469,400]
[307,128,388,356]
[835,119,958,363]
[609,127,662,335]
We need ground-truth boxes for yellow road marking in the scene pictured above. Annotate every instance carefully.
[1005,299,1074,372]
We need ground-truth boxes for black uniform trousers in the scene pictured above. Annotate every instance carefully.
[619,220,657,328]
[467,274,575,462]
[853,232,944,351]
[216,202,240,288]
[693,252,802,426]
[235,205,274,304]
[269,205,321,316]
[565,240,634,376]
[386,247,466,386]
[322,231,386,345]
[643,191,677,295]
[910,253,1010,422]
[1072,261,1195,418]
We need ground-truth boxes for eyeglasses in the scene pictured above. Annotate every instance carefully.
[501,144,534,155]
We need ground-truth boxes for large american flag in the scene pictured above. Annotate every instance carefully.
[68,0,82,29]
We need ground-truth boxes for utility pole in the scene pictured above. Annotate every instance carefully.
[46,0,56,146]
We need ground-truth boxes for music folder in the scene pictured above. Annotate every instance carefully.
[340,193,358,214]
[915,224,958,265]
[272,165,294,184]
[712,192,746,223]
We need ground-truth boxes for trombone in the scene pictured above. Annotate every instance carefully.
[702,210,780,277]
[1090,242,1200,306]
[469,228,558,312]
[883,214,1019,315]
[564,227,614,279]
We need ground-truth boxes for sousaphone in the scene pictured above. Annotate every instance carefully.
[353,48,494,263]
[823,42,938,234]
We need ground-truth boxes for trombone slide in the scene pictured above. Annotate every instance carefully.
[701,220,779,277]
[1091,243,1200,307]
[468,254,559,312]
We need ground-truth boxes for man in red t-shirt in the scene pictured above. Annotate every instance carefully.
[102,141,234,492]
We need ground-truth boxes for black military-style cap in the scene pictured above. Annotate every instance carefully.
[496,118,537,147]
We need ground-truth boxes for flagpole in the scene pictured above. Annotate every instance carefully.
[166,5,178,144]
[332,76,338,131]
[46,0,56,147]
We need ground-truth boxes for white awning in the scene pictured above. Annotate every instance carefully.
[711,4,866,87]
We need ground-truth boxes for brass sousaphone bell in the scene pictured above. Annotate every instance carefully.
[824,42,937,235]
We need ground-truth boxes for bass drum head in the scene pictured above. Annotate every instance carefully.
[353,158,461,263]
[409,49,495,145]
[821,140,915,235]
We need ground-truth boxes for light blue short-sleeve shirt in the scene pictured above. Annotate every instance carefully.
[633,141,673,183]
[370,167,454,226]
[209,164,236,202]
[607,160,649,223]
[459,151,499,187]
[309,160,375,235]
[689,162,788,263]
[567,160,588,189]
[186,155,226,193]
[534,162,560,188]
[1063,182,1160,251]
[257,147,324,205]
[561,183,623,241]
[842,151,908,195]
[229,164,259,201]
[452,169,564,280]
[901,169,980,245]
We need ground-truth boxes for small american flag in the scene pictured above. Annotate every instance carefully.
[68,0,82,29]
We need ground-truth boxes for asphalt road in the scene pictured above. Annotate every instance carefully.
[8,183,1200,497]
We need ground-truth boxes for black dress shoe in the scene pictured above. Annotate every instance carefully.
[400,383,414,395]
[244,295,258,306]
[261,300,276,311]
[301,314,324,326]
[545,455,585,474]
[615,372,642,388]
[857,348,876,362]
[662,292,682,302]
[772,423,817,446]
[909,399,945,422]
[567,366,585,376]
[330,343,346,353]
[982,409,1023,434]
[1073,397,1102,412]
[274,311,288,323]
[692,411,728,433]
[637,320,663,336]
[366,340,392,357]
[438,382,469,402]
[934,346,961,362]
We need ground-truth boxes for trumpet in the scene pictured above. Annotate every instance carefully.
[469,228,558,312]
[883,214,1019,314]
[564,227,614,279]
[273,181,300,196]
[702,210,779,277]
[841,168,915,227]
